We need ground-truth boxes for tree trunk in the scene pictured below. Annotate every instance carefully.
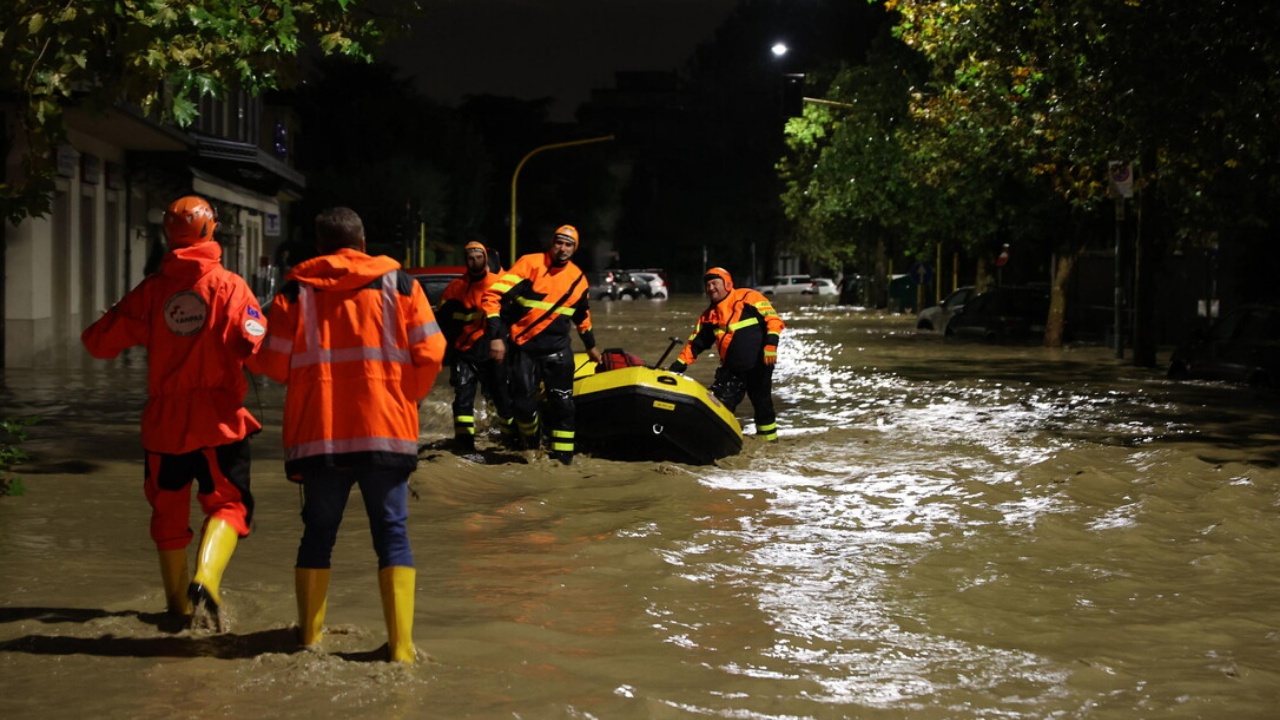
[1045,250,1080,348]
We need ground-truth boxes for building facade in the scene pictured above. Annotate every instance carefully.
[2,92,303,368]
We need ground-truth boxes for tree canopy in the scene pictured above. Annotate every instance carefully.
[779,0,1280,343]
[1,0,412,224]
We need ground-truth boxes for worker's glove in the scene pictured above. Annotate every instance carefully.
[668,360,687,374]
[762,345,778,366]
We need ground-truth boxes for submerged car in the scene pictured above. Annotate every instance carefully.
[1168,304,1280,387]
[802,278,838,297]
[592,269,640,301]
[628,271,669,299]
[756,274,812,295]
[917,286,976,333]
[945,286,1050,342]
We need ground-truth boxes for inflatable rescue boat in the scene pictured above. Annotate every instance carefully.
[572,350,742,464]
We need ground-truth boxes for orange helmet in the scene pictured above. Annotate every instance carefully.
[553,225,579,245]
[703,267,734,292]
[164,196,218,248]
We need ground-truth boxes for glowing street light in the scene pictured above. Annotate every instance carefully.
[771,42,789,58]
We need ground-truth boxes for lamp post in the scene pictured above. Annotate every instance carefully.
[509,135,614,263]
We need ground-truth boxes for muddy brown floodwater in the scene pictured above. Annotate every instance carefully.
[2,295,1279,719]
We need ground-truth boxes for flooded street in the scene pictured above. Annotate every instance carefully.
[3,295,1279,719]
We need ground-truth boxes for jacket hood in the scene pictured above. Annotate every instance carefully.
[704,266,734,292]
[287,248,402,292]
[160,241,223,282]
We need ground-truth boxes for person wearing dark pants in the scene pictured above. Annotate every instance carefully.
[437,241,514,452]
[482,225,602,464]
[251,207,445,663]
[669,267,786,442]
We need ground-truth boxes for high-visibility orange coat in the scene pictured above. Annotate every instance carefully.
[437,270,497,354]
[248,249,445,475]
[81,241,265,455]
[677,268,785,372]
[482,252,596,355]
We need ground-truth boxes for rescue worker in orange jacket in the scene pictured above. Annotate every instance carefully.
[249,207,445,664]
[668,267,785,442]
[483,224,603,464]
[437,241,514,453]
[81,195,265,631]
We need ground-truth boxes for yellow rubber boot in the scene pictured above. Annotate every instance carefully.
[158,549,192,617]
[295,567,330,648]
[378,566,417,664]
[188,517,239,628]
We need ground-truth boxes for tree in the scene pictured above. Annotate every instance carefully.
[862,0,1280,349]
[1,0,413,224]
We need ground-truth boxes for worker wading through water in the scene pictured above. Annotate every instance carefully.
[251,207,445,663]
[82,195,266,631]
[483,225,603,464]
[669,266,785,442]
[436,241,515,453]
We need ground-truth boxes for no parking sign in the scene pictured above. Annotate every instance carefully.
[1108,161,1133,198]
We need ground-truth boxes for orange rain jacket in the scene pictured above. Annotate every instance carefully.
[249,249,445,475]
[438,270,498,355]
[81,241,265,455]
[482,252,597,355]
[677,267,785,372]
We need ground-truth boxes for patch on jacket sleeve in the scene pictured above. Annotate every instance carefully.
[244,318,266,337]
[164,290,208,336]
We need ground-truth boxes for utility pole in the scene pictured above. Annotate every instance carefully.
[509,136,614,263]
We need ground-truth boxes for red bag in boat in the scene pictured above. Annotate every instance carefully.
[597,348,645,372]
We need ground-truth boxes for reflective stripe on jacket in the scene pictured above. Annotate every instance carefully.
[437,271,496,353]
[482,252,594,355]
[249,249,445,474]
[81,241,265,454]
[677,287,784,372]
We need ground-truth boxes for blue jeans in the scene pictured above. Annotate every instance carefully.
[296,466,414,569]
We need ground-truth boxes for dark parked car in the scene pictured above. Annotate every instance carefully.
[917,285,976,333]
[1168,304,1280,387]
[945,286,1050,342]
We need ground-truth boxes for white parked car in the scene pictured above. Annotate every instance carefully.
[802,278,838,296]
[628,271,668,299]
[756,274,812,295]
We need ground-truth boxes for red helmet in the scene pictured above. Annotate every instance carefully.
[164,196,218,248]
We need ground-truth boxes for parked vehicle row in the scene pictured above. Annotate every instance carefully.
[756,274,811,295]
[916,285,1049,343]
[591,268,669,301]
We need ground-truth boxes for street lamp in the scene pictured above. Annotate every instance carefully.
[509,135,614,263]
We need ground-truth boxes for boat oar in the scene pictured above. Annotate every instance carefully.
[652,336,681,369]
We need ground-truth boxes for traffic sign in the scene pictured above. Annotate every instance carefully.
[909,261,933,285]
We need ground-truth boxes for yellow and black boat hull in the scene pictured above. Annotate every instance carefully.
[572,362,742,465]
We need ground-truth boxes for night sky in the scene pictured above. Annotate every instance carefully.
[382,0,741,120]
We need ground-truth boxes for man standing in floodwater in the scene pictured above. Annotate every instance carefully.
[82,195,266,631]
[483,224,602,464]
[250,206,445,664]
[437,241,515,453]
[669,266,785,442]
